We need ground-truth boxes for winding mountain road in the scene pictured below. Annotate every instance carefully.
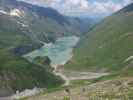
[53,65,109,86]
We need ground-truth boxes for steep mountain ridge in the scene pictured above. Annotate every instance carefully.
[65,3,133,74]
[0,0,93,44]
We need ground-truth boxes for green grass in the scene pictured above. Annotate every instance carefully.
[62,96,70,100]
[65,5,133,74]
[0,48,64,91]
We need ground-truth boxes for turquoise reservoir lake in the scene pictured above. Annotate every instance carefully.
[23,36,79,67]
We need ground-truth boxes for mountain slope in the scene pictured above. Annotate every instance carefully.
[0,49,63,96]
[65,3,133,74]
[0,0,93,43]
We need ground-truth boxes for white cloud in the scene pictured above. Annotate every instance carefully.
[17,0,133,17]
[91,1,122,16]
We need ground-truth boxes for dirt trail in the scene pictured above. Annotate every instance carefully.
[53,69,70,86]
[64,71,109,80]
[53,66,109,86]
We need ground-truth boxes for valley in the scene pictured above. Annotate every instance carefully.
[23,35,80,86]
[23,36,80,68]
[22,35,109,86]
[22,2,133,100]
[0,0,133,100]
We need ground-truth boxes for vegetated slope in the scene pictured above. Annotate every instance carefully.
[0,49,63,96]
[65,3,133,74]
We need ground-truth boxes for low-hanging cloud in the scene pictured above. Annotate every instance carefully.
[17,0,133,17]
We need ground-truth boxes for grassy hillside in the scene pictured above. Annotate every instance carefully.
[65,3,133,73]
[0,48,63,92]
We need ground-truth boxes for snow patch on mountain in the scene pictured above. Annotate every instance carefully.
[0,10,8,15]
[9,9,24,17]
[0,9,24,17]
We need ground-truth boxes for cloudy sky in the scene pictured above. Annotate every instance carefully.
[17,0,133,17]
